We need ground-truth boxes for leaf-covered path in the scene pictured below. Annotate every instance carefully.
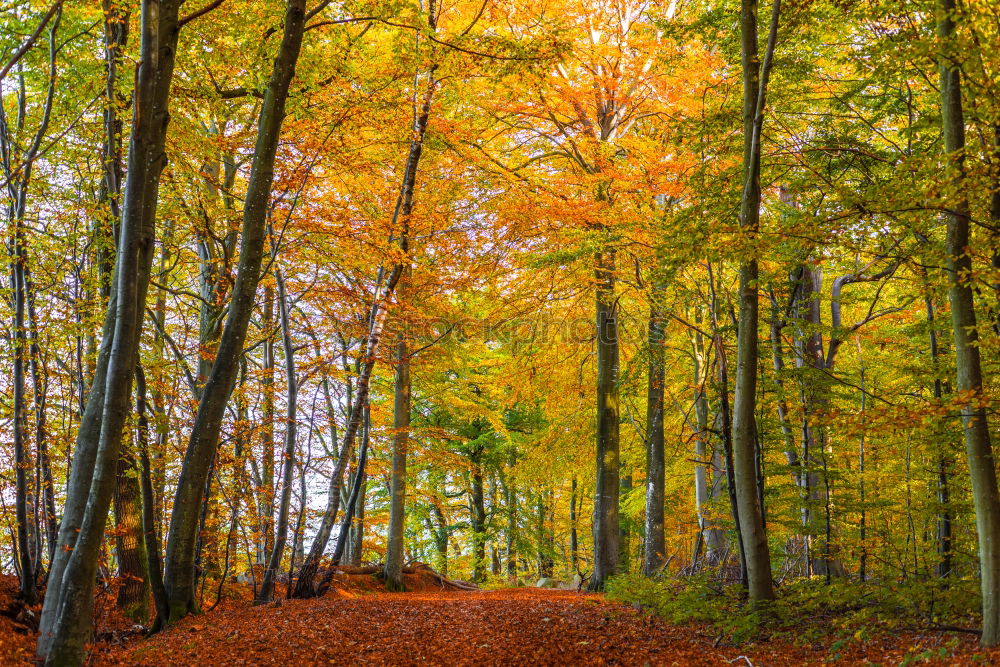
[93,587,990,666]
[104,589,711,665]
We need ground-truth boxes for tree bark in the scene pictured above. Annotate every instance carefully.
[256,270,297,603]
[346,408,369,566]
[924,296,952,578]
[259,284,276,565]
[113,443,149,622]
[39,2,178,660]
[643,282,666,576]
[384,328,412,591]
[590,247,620,591]
[383,67,438,593]
[570,477,579,573]
[163,0,308,622]
[470,448,487,582]
[331,407,371,567]
[732,0,779,603]
[136,364,169,630]
[938,0,1000,644]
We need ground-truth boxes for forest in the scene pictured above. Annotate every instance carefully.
[0,0,999,664]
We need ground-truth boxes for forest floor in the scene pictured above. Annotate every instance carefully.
[3,573,999,665]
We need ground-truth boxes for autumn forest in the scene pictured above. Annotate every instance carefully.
[1,0,1000,664]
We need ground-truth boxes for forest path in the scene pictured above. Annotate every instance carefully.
[104,588,740,665]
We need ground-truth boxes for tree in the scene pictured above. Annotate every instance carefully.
[731,0,780,604]
[163,0,308,622]
[937,0,1000,645]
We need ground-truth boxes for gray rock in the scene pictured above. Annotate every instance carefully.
[535,577,565,589]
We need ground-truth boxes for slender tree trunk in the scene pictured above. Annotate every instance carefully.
[854,337,869,582]
[259,285,276,565]
[28,274,57,567]
[570,477,579,573]
[39,2,178,661]
[590,247,620,591]
[113,442,149,622]
[97,1,148,611]
[347,410,369,566]
[503,468,517,579]
[256,270,297,603]
[938,0,1000,644]
[136,365,168,630]
[618,473,632,574]
[11,226,35,604]
[331,416,371,567]
[163,0,307,622]
[383,67,438,592]
[766,285,807,572]
[643,278,666,577]
[470,449,487,582]
[732,0,779,603]
[536,493,553,578]
[991,124,1000,335]
[384,329,411,591]
[708,263,747,584]
[924,297,952,578]
[692,313,725,567]
[429,500,449,577]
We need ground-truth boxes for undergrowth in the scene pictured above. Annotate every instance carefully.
[606,572,982,651]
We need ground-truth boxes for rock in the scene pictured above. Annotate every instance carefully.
[535,577,565,589]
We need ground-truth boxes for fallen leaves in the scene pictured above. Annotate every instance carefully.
[4,574,1000,665]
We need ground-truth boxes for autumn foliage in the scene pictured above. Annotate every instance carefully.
[1,0,1000,664]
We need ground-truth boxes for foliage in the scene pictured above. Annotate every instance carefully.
[608,572,984,650]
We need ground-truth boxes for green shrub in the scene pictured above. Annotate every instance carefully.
[606,572,982,648]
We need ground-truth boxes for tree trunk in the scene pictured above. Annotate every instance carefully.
[732,0,779,603]
[384,329,411,591]
[331,409,371,566]
[98,0,147,614]
[39,2,178,661]
[590,247,620,591]
[570,477,579,573]
[259,284,276,565]
[502,468,517,579]
[347,417,368,568]
[470,449,487,582]
[708,263,747,584]
[26,266,57,568]
[256,270,297,603]
[429,500,449,577]
[643,283,666,576]
[693,310,725,567]
[113,443,149,622]
[348,431,368,566]
[136,365,168,630]
[618,473,632,574]
[924,296,952,578]
[991,124,1000,335]
[938,0,1000,644]
[163,0,307,622]
[383,67,437,593]
[11,223,35,604]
